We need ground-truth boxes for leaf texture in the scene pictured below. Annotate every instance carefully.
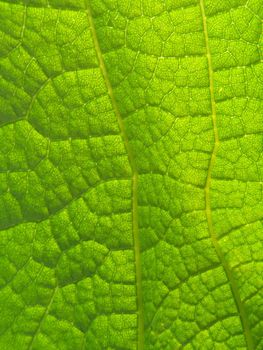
[0,0,262,349]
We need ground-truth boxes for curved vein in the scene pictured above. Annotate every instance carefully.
[199,1,254,349]
[84,2,144,349]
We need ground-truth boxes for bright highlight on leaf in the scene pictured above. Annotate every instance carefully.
[0,0,262,349]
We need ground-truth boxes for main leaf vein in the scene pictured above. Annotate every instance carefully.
[85,2,144,349]
[200,1,254,349]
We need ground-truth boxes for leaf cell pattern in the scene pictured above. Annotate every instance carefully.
[0,0,262,349]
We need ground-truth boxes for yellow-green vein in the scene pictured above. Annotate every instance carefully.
[28,286,58,350]
[200,0,254,349]
[85,2,144,349]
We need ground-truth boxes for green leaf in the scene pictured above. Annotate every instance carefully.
[0,0,262,349]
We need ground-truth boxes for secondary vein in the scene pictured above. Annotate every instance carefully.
[85,2,144,349]
[199,1,254,349]
[28,285,58,350]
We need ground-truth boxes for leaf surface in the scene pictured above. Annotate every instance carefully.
[0,0,262,349]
